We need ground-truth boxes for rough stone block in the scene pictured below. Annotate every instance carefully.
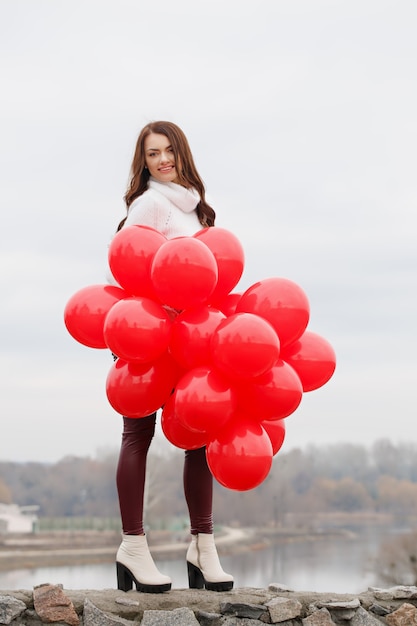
[268,584,293,593]
[370,586,417,601]
[265,596,302,622]
[0,595,27,625]
[195,609,222,625]
[33,584,79,626]
[141,606,200,625]
[385,602,417,625]
[83,598,131,626]
[369,603,390,617]
[351,605,386,625]
[220,601,267,619]
[302,607,335,625]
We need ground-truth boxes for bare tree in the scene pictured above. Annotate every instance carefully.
[0,478,12,504]
[375,531,417,585]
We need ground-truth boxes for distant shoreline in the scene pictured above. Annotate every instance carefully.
[0,515,394,571]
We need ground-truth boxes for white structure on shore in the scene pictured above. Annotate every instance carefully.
[0,503,39,533]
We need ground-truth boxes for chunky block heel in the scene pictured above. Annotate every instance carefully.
[187,561,204,589]
[116,561,133,592]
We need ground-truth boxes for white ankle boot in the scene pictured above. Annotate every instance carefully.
[116,534,171,593]
[186,533,234,591]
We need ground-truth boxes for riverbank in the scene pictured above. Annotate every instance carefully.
[0,524,356,571]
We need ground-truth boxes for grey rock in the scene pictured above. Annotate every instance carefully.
[141,606,200,625]
[83,598,131,626]
[302,607,336,625]
[390,585,417,599]
[0,595,27,624]
[368,588,392,601]
[350,606,384,625]
[194,610,222,626]
[268,583,293,593]
[114,596,140,607]
[369,603,390,616]
[220,601,267,619]
[317,598,360,609]
[314,597,359,621]
[369,585,417,600]
[19,610,44,626]
[265,596,302,622]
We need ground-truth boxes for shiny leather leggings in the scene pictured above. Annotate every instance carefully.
[116,414,213,535]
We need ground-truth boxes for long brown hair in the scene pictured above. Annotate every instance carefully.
[117,121,216,231]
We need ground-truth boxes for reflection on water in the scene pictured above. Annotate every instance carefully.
[225,532,379,592]
[0,528,385,592]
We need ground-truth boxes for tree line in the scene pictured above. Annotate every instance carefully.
[1,438,417,527]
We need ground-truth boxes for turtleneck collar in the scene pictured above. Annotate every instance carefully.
[148,177,200,214]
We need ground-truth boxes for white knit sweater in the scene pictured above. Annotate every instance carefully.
[124,177,202,239]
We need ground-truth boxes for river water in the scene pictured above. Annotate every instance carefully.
[0,526,387,592]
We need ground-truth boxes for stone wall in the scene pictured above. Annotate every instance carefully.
[2,584,417,625]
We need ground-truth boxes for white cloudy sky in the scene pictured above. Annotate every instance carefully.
[1,0,416,463]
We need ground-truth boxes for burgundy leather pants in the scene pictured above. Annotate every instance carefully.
[116,414,213,535]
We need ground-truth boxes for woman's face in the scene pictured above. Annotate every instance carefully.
[144,133,180,183]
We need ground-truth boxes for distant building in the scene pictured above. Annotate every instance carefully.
[0,503,39,533]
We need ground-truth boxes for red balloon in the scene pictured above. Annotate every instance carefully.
[108,225,167,297]
[169,306,226,369]
[281,331,336,392]
[106,352,176,417]
[174,366,237,434]
[194,227,244,299]
[151,237,218,310]
[261,419,286,455]
[206,411,273,491]
[236,277,310,347]
[64,284,126,349]
[238,359,303,420]
[211,291,242,317]
[211,312,280,379]
[161,394,209,450]
[103,296,172,362]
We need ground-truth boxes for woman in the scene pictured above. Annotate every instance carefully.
[113,121,234,594]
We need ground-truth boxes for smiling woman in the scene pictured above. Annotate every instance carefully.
[117,121,215,234]
[106,120,234,595]
[144,134,178,182]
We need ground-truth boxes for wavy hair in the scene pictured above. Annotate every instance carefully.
[117,121,215,231]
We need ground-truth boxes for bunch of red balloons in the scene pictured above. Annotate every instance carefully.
[64,225,336,491]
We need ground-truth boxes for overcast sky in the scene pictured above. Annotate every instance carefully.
[1,0,416,463]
